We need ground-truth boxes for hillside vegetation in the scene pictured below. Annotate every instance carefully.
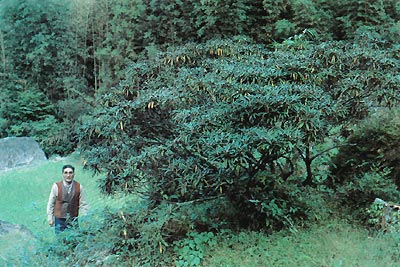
[1,158,400,266]
[1,0,400,265]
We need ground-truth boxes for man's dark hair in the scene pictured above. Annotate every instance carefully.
[62,164,75,172]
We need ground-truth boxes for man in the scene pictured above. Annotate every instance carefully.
[47,164,89,233]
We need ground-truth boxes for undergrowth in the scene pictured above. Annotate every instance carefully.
[1,156,400,266]
[202,221,400,267]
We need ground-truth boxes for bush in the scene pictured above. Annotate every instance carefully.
[79,36,336,232]
[79,33,400,263]
[103,197,237,266]
[173,231,217,267]
[6,116,76,156]
[330,108,400,216]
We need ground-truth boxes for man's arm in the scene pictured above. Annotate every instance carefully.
[46,183,58,226]
[79,186,89,216]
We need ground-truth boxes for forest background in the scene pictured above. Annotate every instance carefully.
[1,0,400,266]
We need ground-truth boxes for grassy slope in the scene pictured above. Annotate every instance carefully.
[0,153,103,235]
[1,154,400,266]
[203,222,400,267]
[0,153,124,266]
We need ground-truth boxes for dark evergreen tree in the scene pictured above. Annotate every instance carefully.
[0,0,92,154]
[0,0,87,101]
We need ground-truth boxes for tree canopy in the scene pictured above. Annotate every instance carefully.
[79,31,400,227]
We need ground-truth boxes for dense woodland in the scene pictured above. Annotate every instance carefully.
[1,0,400,265]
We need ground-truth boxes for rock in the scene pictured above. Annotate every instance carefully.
[0,220,37,265]
[369,198,400,232]
[0,137,47,171]
[0,219,35,237]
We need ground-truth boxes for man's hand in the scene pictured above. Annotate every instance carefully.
[48,219,54,226]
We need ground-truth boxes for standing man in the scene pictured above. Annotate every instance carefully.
[47,164,89,233]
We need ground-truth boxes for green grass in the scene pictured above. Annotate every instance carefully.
[0,153,101,235]
[203,222,400,267]
[1,154,400,266]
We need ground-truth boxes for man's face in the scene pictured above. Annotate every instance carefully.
[62,168,75,184]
